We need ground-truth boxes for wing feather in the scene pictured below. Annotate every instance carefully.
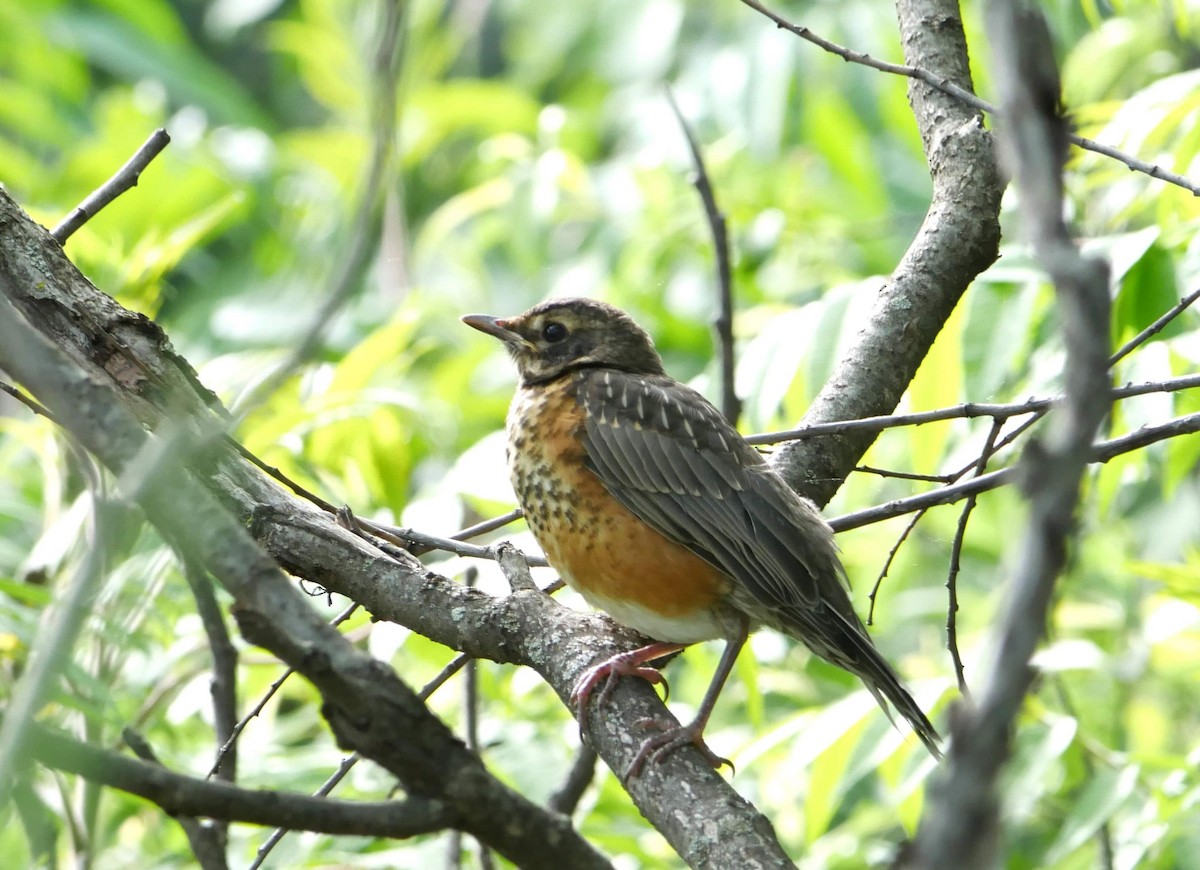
[575,368,941,757]
[578,371,842,619]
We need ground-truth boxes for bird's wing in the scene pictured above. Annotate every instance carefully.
[576,369,852,626]
[578,368,942,758]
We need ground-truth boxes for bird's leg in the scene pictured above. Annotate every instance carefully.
[570,641,687,735]
[626,618,749,779]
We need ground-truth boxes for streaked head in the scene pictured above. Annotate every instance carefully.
[462,297,665,385]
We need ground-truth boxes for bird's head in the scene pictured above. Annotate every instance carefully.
[462,297,665,385]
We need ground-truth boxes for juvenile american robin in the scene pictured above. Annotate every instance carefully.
[463,297,941,776]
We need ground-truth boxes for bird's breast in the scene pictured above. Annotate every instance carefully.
[506,375,730,643]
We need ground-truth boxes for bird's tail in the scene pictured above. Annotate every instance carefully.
[820,609,943,760]
[860,658,942,760]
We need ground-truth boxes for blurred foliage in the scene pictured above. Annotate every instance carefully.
[1,0,1199,867]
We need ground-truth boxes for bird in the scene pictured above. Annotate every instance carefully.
[462,297,941,777]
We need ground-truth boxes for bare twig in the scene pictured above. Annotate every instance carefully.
[945,419,1004,695]
[252,651,477,868]
[831,411,1200,532]
[665,86,740,425]
[51,129,171,243]
[358,516,550,568]
[867,510,926,626]
[856,465,954,483]
[255,651,477,867]
[749,372,1200,445]
[207,602,359,779]
[232,441,339,513]
[453,509,524,541]
[461,569,496,870]
[1,381,57,421]
[737,0,1200,196]
[183,560,239,788]
[249,753,364,870]
[1109,287,1200,366]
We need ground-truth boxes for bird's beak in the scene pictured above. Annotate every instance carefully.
[461,314,528,347]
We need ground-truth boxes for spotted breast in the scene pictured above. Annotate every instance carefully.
[506,371,732,644]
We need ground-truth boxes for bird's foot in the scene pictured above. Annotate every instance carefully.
[625,716,734,780]
[569,642,684,736]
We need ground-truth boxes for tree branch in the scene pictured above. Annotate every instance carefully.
[0,265,610,870]
[28,724,455,839]
[665,86,740,425]
[51,129,171,243]
[0,186,788,868]
[763,0,1003,506]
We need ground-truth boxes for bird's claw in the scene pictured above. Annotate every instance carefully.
[570,657,670,736]
[624,716,734,780]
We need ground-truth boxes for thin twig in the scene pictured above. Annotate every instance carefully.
[831,411,1200,532]
[856,465,954,483]
[1109,287,1200,366]
[124,729,229,870]
[461,568,496,870]
[737,0,1200,196]
[249,753,363,870]
[231,440,339,513]
[452,509,524,541]
[1,381,58,421]
[207,602,359,779]
[251,651,476,868]
[748,372,1200,445]
[358,516,550,568]
[944,419,1004,695]
[665,86,740,425]
[867,509,926,626]
[51,129,172,243]
[183,560,239,789]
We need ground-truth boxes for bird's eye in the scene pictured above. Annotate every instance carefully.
[542,321,568,343]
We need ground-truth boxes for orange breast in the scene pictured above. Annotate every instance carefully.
[508,376,729,643]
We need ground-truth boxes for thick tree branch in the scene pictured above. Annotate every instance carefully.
[764,0,1003,506]
[0,260,609,870]
[0,188,790,868]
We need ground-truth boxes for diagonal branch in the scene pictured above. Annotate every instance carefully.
[51,129,172,243]
[0,281,610,870]
[0,186,789,869]
[765,0,1003,506]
